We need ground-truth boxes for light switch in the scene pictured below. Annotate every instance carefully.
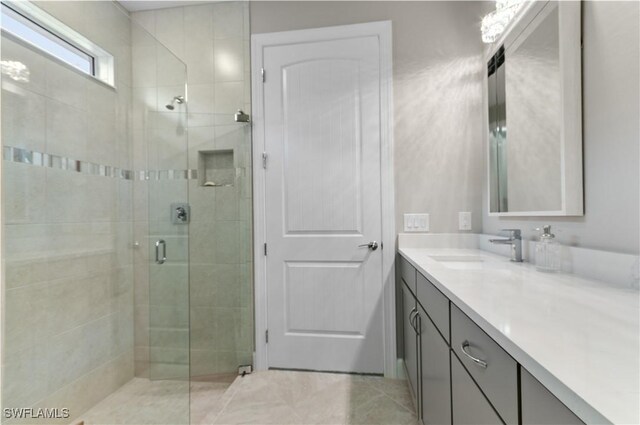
[404,213,429,232]
[459,212,472,231]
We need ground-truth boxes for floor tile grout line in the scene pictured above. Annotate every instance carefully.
[208,375,244,424]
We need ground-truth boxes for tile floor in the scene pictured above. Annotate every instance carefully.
[74,370,418,425]
[74,377,232,425]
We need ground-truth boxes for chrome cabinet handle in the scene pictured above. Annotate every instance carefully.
[408,308,417,333]
[460,340,488,368]
[409,308,422,335]
[358,241,378,251]
[155,239,166,264]
[408,307,418,327]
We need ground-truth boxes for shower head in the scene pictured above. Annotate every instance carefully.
[166,95,185,110]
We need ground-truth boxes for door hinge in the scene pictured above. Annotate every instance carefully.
[262,152,268,169]
[264,243,267,256]
[265,329,269,343]
[261,68,265,82]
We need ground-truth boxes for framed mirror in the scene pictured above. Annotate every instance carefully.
[486,1,583,216]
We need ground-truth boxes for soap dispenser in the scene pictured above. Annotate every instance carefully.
[535,225,560,272]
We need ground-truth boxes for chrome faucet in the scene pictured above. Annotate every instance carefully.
[490,229,523,262]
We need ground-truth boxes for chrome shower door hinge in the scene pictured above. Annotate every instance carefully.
[265,329,269,343]
[262,152,267,169]
[261,68,265,82]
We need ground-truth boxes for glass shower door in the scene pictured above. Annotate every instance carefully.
[147,92,190,382]
[130,17,191,424]
[141,34,190,424]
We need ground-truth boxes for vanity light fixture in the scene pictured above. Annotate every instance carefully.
[481,0,525,44]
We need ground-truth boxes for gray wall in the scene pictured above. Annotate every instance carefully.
[250,1,488,235]
[251,1,639,254]
[482,1,640,255]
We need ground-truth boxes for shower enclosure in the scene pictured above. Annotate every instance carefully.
[0,1,252,424]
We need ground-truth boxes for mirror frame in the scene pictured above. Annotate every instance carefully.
[484,1,584,216]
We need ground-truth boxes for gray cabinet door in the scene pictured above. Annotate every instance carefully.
[419,307,451,425]
[403,283,419,409]
[451,353,504,425]
[521,368,584,425]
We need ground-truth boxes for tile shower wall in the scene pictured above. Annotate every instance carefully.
[1,1,134,422]
[132,2,253,378]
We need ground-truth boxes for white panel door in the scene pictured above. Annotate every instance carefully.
[263,33,384,373]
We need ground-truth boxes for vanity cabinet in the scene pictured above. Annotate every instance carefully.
[398,253,583,425]
[521,368,584,425]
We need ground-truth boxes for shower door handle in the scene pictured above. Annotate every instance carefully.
[155,240,166,264]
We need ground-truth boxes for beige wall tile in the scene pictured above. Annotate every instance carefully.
[213,2,245,40]
[214,81,243,114]
[2,163,46,225]
[188,83,216,114]
[214,38,244,82]
[45,100,87,160]
[2,344,48,409]
[185,41,215,86]
[1,85,46,152]
[44,60,87,110]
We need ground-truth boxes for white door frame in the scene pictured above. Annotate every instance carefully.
[251,21,396,377]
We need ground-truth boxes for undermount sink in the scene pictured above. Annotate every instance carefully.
[430,255,484,263]
[429,255,486,270]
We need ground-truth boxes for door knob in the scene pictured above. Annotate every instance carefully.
[358,241,378,251]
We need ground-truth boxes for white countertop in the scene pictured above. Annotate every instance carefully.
[398,246,640,425]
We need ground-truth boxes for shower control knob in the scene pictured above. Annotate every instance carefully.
[176,206,187,221]
[170,203,190,224]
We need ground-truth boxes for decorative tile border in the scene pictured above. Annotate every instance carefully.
[3,146,198,180]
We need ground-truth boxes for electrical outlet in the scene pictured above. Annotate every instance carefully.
[459,212,472,231]
[404,213,429,232]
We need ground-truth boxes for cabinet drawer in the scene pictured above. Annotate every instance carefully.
[399,255,416,293]
[451,304,518,425]
[416,272,450,343]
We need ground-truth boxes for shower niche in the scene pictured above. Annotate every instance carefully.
[198,149,235,187]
